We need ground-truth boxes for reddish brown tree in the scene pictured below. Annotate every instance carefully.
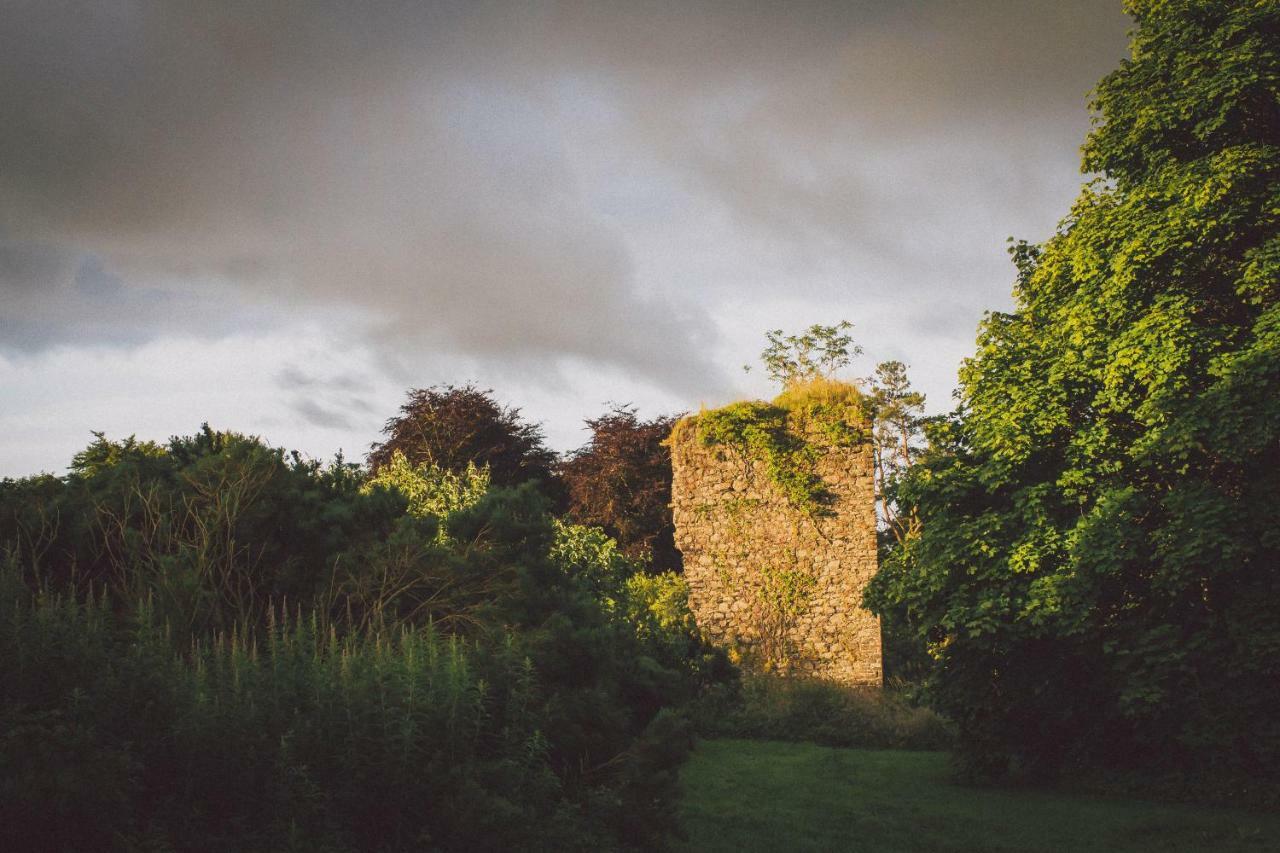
[559,406,682,573]
[369,384,558,490]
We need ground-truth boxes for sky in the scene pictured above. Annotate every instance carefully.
[0,0,1133,476]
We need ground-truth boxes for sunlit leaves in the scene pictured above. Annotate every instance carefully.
[867,0,1280,784]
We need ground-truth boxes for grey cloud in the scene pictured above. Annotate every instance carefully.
[906,299,988,339]
[289,398,355,431]
[590,0,1131,296]
[0,236,268,354]
[0,1,1130,399]
[276,363,380,432]
[0,0,723,395]
[276,365,366,393]
[0,238,75,295]
[276,366,319,389]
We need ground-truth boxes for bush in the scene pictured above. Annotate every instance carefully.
[0,558,706,851]
[0,428,732,851]
[699,675,953,752]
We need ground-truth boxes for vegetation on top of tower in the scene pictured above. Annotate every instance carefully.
[676,324,872,514]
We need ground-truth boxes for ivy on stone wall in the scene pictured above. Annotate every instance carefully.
[682,379,868,515]
[752,560,818,667]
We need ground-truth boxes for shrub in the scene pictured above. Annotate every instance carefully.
[700,674,953,753]
[0,429,730,850]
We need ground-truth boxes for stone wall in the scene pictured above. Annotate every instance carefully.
[669,418,882,685]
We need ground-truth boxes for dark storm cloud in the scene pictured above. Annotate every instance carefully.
[0,1,1130,390]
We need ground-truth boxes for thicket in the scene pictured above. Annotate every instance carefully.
[700,675,953,752]
[0,426,730,851]
[866,0,1280,803]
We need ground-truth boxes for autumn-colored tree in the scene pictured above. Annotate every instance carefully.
[559,406,682,573]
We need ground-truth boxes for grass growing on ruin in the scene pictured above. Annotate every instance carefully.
[677,740,1280,853]
[770,375,865,412]
[676,378,868,514]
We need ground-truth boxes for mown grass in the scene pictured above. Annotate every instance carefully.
[677,740,1280,853]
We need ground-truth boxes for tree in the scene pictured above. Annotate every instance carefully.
[748,321,861,388]
[362,451,490,540]
[866,361,926,544]
[867,0,1280,792]
[368,384,558,491]
[559,406,682,573]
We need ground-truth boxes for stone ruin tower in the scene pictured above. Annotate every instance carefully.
[669,408,883,686]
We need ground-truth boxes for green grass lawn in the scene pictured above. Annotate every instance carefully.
[676,739,1280,852]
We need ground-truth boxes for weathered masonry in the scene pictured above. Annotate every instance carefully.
[669,408,882,685]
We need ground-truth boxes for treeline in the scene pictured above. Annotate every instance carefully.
[867,0,1280,805]
[0,408,727,851]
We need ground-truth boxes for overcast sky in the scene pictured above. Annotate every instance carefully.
[0,0,1132,476]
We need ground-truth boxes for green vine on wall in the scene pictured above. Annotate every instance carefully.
[741,557,820,671]
[684,379,869,515]
[693,402,827,513]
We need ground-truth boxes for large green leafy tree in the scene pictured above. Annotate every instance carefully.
[867,0,1280,788]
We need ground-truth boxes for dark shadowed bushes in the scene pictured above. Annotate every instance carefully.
[698,675,952,752]
[0,427,731,851]
[0,571,666,851]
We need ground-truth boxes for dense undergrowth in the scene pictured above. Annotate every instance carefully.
[698,675,952,752]
[0,428,731,852]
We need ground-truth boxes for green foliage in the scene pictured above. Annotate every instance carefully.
[741,562,819,669]
[756,563,816,620]
[866,361,927,540]
[701,676,953,752]
[866,0,1280,795]
[550,520,735,697]
[694,401,828,513]
[0,568,663,851]
[0,427,735,850]
[749,321,861,388]
[69,430,167,476]
[363,450,490,536]
[549,518,638,609]
[624,571,696,640]
[1,425,401,632]
[689,379,868,515]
